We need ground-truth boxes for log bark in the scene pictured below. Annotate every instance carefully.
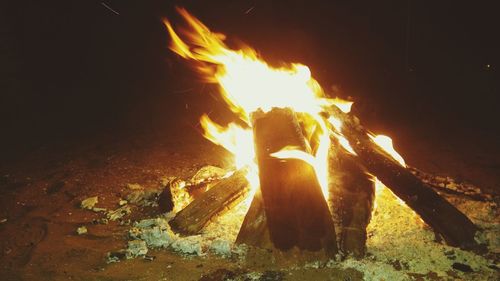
[326,106,479,249]
[329,138,375,258]
[236,188,273,249]
[247,107,337,255]
[169,168,249,235]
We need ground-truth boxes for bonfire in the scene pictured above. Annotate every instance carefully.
[160,7,482,261]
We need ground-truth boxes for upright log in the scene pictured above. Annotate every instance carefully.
[326,106,479,249]
[169,168,249,235]
[246,107,337,255]
[329,138,375,258]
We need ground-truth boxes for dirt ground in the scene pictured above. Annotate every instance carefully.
[0,118,498,280]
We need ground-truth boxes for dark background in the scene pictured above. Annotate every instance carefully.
[1,0,498,163]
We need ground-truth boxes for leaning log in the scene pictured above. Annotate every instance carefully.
[169,168,249,235]
[248,107,337,255]
[326,106,479,249]
[329,137,375,258]
[236,188,273,249]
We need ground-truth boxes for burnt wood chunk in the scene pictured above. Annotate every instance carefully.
[169,168,249,235]
[236,188,273,249]
[248,108,337,255]
[329,140,375,258]
[326,106,479,250]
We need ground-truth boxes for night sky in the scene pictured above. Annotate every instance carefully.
[1,0,498,161]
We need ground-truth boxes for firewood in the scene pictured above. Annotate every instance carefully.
[235,188,273,249]
[247,107,337,255]
[329,138,375,258]
[326,106,479,249]
[169,168,249,235]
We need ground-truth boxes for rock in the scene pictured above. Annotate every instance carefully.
[80,196,98,210]
[76,226,87,235]
[118,199,128,206]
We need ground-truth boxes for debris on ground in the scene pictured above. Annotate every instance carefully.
[190,165,228,184]
[80,196,98,210]
[126,189,161,207]
[118,199,128,206]
[163,178,190,212]
[107,205,132,221]
[126,183,143,190]
[126,240,148,259]
[76,226,87,235]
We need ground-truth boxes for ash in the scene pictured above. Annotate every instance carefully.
[116,169,498,280]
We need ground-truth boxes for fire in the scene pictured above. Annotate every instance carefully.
[370,134,406,167]
[165,8,407,205]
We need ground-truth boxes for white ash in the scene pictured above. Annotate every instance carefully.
[125,199,249,257]
[115,167,497,280]
[126,240,148,259]
[360,186,497,280]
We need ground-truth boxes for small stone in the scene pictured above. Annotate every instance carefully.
[91,207,107,212]
[76,226,88,235]
[81,196,98,210]
[144,255,156,261]
[118,199,128,206]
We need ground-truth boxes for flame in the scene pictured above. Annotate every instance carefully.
[165,8,408,212]
[165,8,339,199]
[370,134,406,167]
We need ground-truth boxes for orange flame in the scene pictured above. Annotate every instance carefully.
[165,8,408,209]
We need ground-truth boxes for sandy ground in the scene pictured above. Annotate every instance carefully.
[0,120,498,280]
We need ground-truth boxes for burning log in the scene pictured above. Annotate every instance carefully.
[326,106,479,249]
[242,107,337,255]
[328,138,375,258]
[169,168,249,235]
[236,188,273,249]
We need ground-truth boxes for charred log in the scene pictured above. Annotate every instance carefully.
[329,138,375,258]
[236,188,273,249]
[326,106,479,250]
[246,107,337,255]
[169,168,249,235]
